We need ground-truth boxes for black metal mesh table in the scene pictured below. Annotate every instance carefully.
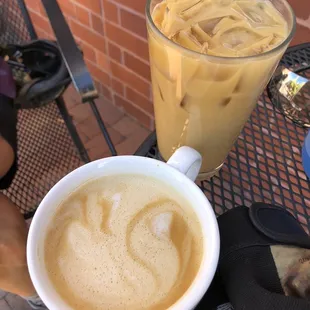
[0,0,34,45]
[2,103,84,218]
[135,43,310,234]
[0,0,86,218]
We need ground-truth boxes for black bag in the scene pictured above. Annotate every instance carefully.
[198,203,310,310]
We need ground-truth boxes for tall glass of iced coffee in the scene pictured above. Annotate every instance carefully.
[146,0,295,178]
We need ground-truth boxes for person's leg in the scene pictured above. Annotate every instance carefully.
[0,193,36,297]
[0,97,47,308]
[0,136,36,297]
[0,137,48,309]
[0,136,15,179]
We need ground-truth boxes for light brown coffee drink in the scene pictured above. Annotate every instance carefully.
[147,0,292,178]
[44,174,203,310]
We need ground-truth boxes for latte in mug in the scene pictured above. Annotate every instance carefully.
[44,174,204,310]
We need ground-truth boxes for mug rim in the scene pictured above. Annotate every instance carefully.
[27,155,220,310]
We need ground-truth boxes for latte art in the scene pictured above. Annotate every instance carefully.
[45,175,203,310]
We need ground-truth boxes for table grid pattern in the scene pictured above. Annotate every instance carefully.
[3,103,83,218]
[0,0,85,219]
[0,0,32,46]
[136,44,310,233]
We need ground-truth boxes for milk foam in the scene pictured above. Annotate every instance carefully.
[45,175,203,310]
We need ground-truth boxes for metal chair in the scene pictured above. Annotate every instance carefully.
[0,0,116,218]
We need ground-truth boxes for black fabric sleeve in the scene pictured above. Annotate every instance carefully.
[0,94,17,189]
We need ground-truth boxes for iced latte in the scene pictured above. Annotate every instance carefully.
[146,0,295,177]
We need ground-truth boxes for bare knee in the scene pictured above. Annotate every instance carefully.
[0,136,14,179]
[0,195,35,296]
[0,194,28,261]
[0,194,26,228]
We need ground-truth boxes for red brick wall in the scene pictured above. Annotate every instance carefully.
[24,0,309,130]
[288,1,310,46]
[24,0,153,129]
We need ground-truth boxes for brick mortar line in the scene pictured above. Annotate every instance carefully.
[28,8,48,21]
[36,21,151,77]
[89,9,95,29]
[106,38,150,66]
[123,49,150,66]
[25,2,41,14]
[119,47,125,65]
[109,0,145,20]
[107,20,148,44]
[30,11,154,122]
[109,74,150,102]
[30,6,150,65]
[30,31,113,91]
[93,87,114,105]
[111,59,152,95]
[71,0,102,18]
[110,77,125,92]
[33,26,151,107]
[110,75,136,93]
[29,7,106,41]
[124,86,154,110]
[27,26,153,127]
[116,1,121,24]
[94,48,110,65]
[70,18,106,39]
[124,50,149,67]
[100,0,115,107]
[99,88,154,130]
[109,57,151,84]
[118,91,154,119]
[87,59,112,81]
[296,16,310,29]
[93,78,154,124]
[32,24,54,39]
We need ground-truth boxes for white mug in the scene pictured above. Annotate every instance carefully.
[27,146,220,310]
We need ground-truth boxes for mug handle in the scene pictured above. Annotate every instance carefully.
[167,146,202,182]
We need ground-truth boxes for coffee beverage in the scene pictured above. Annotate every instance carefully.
[147,0,292,177]
[44,174,203,310]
